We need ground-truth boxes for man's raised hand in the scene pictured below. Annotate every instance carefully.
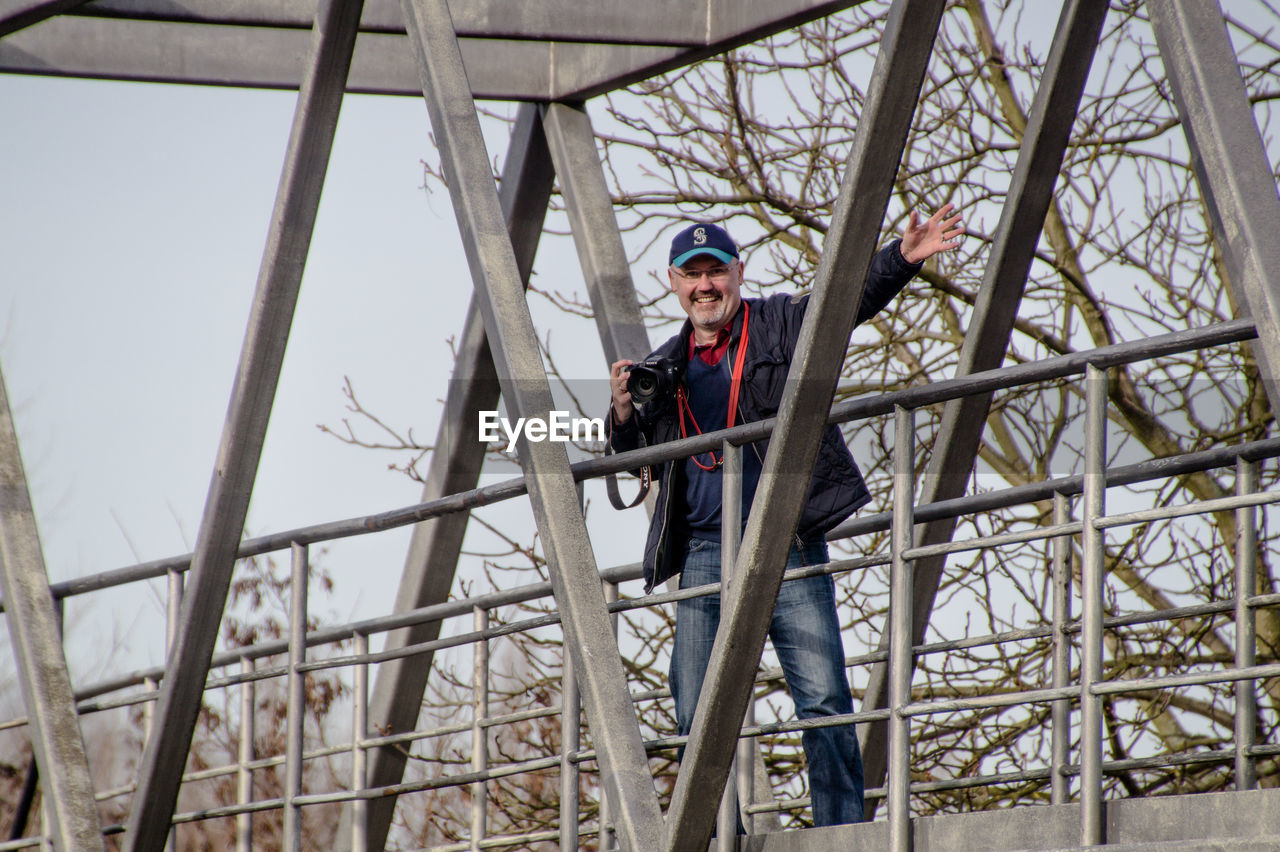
[900,202,965,264]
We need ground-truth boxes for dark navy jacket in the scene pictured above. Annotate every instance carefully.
[609,240,921,593]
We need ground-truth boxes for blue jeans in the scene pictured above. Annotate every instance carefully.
[670,536,865,826]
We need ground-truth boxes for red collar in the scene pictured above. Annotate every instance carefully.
[677,302,751,470]
[689,325,732,366]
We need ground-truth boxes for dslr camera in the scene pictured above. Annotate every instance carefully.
[625,357,683,405]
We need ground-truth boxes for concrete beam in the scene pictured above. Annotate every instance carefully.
[121,2,363,847]
[856,0,1111,813]
[1147,0,1280,413]
[0,366,103,851]
[399,0,665,846]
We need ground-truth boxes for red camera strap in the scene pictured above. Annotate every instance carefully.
[677,301,751,470]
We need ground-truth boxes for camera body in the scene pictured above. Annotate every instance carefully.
[625,357,684,405]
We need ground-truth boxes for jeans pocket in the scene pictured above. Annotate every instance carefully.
[687,537,713,553]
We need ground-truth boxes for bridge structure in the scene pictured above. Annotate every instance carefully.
[1,1,1279,849]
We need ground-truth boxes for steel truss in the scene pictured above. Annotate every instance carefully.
[1,0,1278,849]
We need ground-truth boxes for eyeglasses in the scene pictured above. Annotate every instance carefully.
[671,264,734,283]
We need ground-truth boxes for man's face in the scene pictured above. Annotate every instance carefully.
[668,255,743,342]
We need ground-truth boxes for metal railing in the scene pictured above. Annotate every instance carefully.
[0,317,1275,849]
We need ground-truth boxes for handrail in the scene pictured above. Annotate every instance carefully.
[3,317,1255,611]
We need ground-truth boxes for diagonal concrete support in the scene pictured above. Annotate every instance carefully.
[335,104,555,851]
[665,1,947,847]
[0,0,90,37]
[122,2,365,848]
[540,101,651,365]
[399,1,665,848]
[1147,0,1280,414]
[857,0,1111,812]
[0,366,104,851]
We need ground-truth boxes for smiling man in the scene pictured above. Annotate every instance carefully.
[606,206,962,827]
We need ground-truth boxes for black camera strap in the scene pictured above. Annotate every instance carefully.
[604,432,650,510]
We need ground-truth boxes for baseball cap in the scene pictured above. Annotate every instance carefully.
[668,222,739,267]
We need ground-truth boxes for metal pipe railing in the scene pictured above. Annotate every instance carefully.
[559,633,580,850]
[1236,458,1259,791]
[2,321,1275,849]
[284,542,308,851]
[3,319,1255,615]
[471,606,489,851]
[888,405,915,852]
[236,655,255,852]
[11,487,1280,840]
[718,441,744,849]
[351,631,369,852]
[1051,491,1073,806]
[1079,363,1107,846]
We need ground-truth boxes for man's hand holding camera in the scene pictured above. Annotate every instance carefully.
[610,359,636,424]
[612,357,685,425]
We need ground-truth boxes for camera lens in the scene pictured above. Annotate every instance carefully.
[627,367,662,405]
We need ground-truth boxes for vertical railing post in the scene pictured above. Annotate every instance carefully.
[351,631,369,852]
[1235,457,1258,790]
[718,440,743,847]
[889,405,915,852]
[560,637,580,849]
[597,580,620,851]
[43,597,65,852]
[284,542,308,851]
[728,450,754,836]
[236,656,256,852]
[1051,491,1072,806]
[471,606,490,851]
[165,569,183,852]
[141,676,157,748]
[560,482,585,850]
[167,568,184,659]
[1080,364,1107,845]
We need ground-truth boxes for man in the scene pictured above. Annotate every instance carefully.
[606,205,963,826]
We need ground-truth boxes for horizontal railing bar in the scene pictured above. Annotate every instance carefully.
[420,827,568,852]
[70,555,878,709]
[97,735,356,802]
[831,434,1280,541]
[98,739,1259,841]
[5,320,1258,616]
[919,594,1280,655]
[85,732,1269,840]
[295,559,879,675]
[1091,662,1280,696]
[1094,489,1280,530]
[5,575,1275,755]
[741,707,894,738]
[11,546,1277,740]
[910,766,1052,794]
[903,520,1081,560]
[1068,592,1279,635]
[1072,747,1234,776]
[914,623,1053,655]
[902,686,1077,717]
[357,703,562,753]
[896,659,1280,718]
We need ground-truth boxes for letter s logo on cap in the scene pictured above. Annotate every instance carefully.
[693,226,707,245]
